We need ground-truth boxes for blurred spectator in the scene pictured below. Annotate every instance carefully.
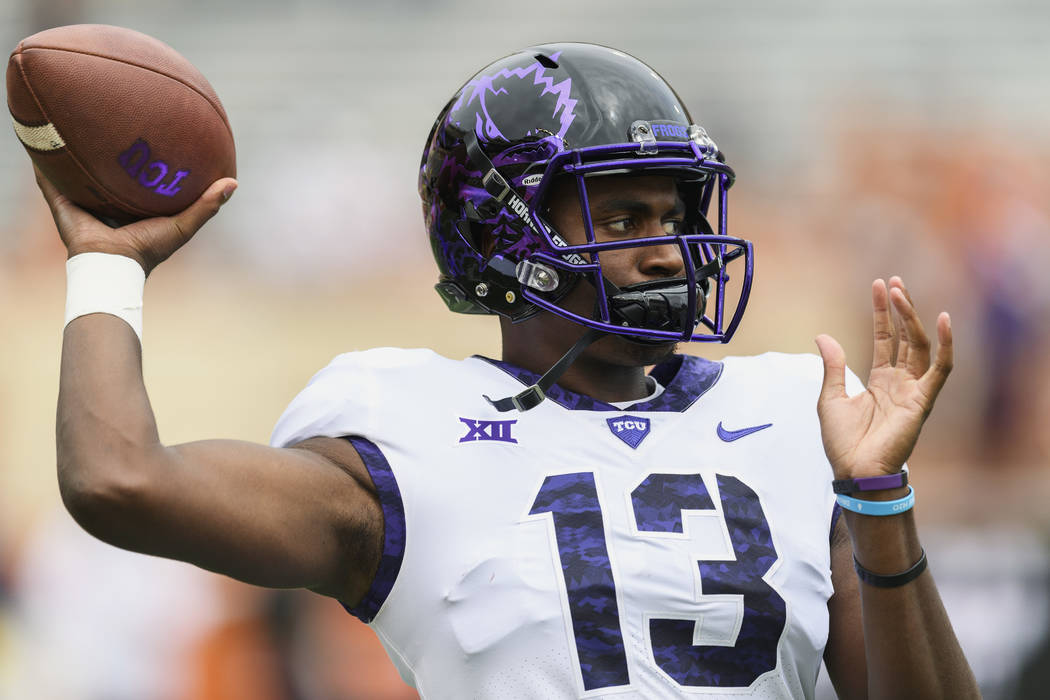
[0,532,16,698]
[955,157,1050,464]
[186,582,418,700]
[4,507,418,700]
[815,116,1050,468]
[6,507,222,700]
[1014,559,1050,700]
[185,584,297,700]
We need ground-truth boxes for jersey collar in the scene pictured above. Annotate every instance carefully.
[473,353,723,413]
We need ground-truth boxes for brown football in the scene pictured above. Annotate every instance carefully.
[7,24,235,225]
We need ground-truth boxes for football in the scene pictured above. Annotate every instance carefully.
[6,24,235,225]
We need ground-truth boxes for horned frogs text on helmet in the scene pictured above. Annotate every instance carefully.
[419,42,754,345]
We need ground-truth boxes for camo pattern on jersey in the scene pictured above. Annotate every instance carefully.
[530,472,631,689]
[343,436,406,623]
[631,472,715,532]
[649,473,786,687]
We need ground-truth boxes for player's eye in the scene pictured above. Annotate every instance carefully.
[662,219,684,235]
[601,218,635,236]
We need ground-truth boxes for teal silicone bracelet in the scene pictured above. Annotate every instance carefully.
[836,485,915,516]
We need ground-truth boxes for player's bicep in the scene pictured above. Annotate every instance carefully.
[87,436,382,604]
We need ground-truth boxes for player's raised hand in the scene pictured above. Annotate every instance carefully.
[814,277,953,479]
[35,166,237,275]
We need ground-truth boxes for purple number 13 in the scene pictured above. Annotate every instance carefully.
[529,472,785,691]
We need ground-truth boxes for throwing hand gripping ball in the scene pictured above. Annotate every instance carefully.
[7,24,236,225]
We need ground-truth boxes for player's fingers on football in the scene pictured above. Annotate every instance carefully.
[171,178,238,241]
[33,165,57,199]
[815,334,848,404]
[871,279,895,369]
[919,312,953,402]
[890,285,930,375]
[33,166,94,233]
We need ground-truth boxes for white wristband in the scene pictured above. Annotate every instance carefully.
[65,253,146,340]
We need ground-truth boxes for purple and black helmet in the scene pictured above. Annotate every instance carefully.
[419,42,753,344]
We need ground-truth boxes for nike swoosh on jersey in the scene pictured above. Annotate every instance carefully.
[716,421,773,442]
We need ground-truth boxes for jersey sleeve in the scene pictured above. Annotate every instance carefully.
[270,351,410,626]
[270,352,380,448]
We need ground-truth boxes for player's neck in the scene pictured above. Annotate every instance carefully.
[550,354,654,404]
[500,321,655,404]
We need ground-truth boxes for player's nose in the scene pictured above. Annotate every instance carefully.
[637,237,686,279]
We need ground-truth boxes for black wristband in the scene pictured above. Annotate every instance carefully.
[833,469,908,495]
[853,549,927,588]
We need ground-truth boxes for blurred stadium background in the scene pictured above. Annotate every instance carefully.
[1,0,1049,697]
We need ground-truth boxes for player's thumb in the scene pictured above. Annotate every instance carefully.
[814,334,848,404]
[172,178,237,238]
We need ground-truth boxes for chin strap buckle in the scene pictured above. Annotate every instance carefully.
[482,327,606,412]
[483,385,547,413]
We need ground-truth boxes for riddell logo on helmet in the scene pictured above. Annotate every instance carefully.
[117,139,191,197]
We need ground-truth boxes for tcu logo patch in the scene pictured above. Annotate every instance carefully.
[459,417,518,444]
[606,416,651,449]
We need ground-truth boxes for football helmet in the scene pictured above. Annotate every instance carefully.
[419,42,753,346]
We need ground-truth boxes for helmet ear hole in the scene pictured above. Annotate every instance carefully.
[478,226,498,258]
[456,216,493,255]
[463,218,519,259]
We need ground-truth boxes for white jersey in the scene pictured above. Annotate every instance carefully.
[271,348,862,700]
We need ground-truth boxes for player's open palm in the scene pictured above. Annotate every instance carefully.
[35,166,237,274]
[814,277,953,480]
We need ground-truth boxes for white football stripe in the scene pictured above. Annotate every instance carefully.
[11,117,66,151]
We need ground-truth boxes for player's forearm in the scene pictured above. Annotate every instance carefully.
[57,314,166,524]
[844,504,979,699]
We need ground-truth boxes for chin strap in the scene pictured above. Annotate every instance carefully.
[484,328,606,412]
